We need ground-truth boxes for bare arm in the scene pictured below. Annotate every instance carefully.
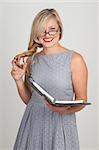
[65,52,88,113]
[11,58,33,104]
[15,76,32,105]
[45,52,88,114]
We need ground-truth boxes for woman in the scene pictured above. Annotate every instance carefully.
[11,8,88,150]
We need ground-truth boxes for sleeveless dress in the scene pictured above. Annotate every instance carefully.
[13,50,80,150]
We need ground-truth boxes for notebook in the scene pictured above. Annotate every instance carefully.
[28,76,91,107]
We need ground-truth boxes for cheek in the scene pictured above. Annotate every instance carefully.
[38,38,44,44]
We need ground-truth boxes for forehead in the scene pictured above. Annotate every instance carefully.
[45,18,59,29]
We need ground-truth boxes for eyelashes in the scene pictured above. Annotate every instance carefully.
[48,27,56,30]
[51,27,56,30]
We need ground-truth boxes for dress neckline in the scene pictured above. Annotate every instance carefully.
[37,50,71,58]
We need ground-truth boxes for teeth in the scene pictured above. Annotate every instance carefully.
[43,38,53,42]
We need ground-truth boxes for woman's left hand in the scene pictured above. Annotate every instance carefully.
[44,100,71,114]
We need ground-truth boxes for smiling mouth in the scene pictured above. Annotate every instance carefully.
[43,38,53,42]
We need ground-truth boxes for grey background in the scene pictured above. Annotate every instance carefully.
[0,2,98,150]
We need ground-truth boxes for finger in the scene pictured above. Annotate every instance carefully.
[12,61,17,68]
[12,57,19,66]
[11,70,18,76]
[17,55,21,62]
[12,63,23,72]
[43,97,50,104]
[23,57,28,64]
[45,101,51,106]
[12,63,19,69]
[11,71,17,75]
[65,106,71,109]
[43,98,51,106]
[23,57,25,63]
[13,56,18,63]
[23,62,28,70]
[11,58,16,64]
[14,56,21,64]
[32,60,35,64]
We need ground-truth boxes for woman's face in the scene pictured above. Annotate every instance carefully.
[38,18,60,48]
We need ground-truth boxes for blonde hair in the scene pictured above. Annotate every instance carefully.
[15,8,63,72]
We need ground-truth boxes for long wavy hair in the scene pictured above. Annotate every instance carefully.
[14,8,63,74]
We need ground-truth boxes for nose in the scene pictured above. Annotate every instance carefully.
[44,31,50,37]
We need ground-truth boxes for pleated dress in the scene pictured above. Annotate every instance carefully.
[13,50,80,150]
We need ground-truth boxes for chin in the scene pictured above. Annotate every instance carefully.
[44,45,54,48]
[43,42,57,48]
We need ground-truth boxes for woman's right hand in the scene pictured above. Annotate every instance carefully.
[11,57,28,82]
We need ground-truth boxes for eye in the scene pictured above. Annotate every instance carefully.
[49,27,56,30]
[51,27,56,30]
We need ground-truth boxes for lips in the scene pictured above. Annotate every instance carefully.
[43,38,53,42]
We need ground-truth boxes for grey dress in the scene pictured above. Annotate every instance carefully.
[13,50,80,150]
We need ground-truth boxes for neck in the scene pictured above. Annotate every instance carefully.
[43,43,62,55]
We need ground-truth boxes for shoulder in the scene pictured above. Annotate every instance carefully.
[71,50,86,64]
[71,50,88,72]
[71,51,84,62]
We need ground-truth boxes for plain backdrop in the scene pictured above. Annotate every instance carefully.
[0,2,98,150]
